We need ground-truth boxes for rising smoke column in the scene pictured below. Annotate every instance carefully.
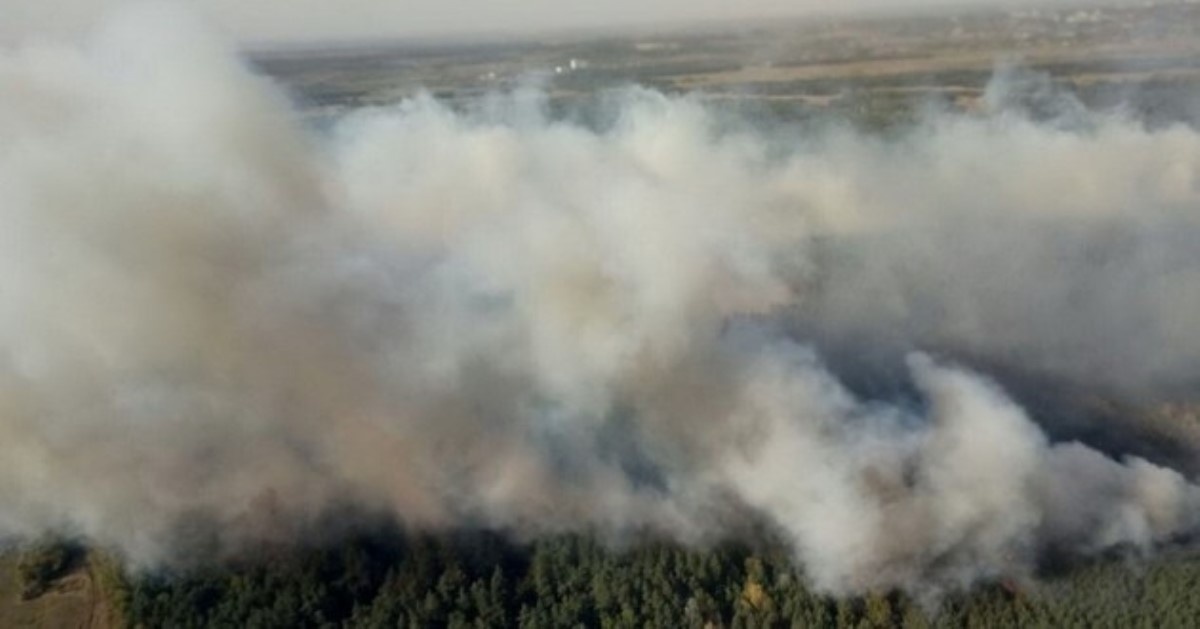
[2,6,1200,594]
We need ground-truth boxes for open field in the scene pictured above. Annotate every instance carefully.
[0,552,118,629]
[252,1,1200,128]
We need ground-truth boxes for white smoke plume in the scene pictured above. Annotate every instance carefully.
[3,7,1200,595]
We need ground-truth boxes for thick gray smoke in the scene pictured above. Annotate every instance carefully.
[3,8,1200,595]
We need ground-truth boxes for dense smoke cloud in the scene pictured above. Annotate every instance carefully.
[3,8,1200,595]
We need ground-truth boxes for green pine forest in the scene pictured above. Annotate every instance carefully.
[13,529,1200,628]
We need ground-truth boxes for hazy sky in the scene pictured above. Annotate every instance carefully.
[4,0,1098,45]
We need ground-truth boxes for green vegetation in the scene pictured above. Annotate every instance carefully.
[92,549,132,623]
[115,531,1200,628]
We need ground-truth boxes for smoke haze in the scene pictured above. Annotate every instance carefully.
[3,6,1200,595]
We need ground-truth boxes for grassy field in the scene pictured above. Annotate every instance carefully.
[0,552,119,629]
